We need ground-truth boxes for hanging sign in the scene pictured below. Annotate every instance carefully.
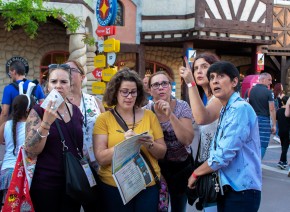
[94,55,106,68]
[96,0,117,26]
[256,52,264,72]
[92,68,102,79]
[96,26,116,37]
[6,56,29,77]
[107,52,116,66]
[104,38,120,52]
[97,40,104,53]
[92,81,106,94]
[102,67,117,82]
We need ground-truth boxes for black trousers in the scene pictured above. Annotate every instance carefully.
[30,188,99,212]
[279,133,290,162]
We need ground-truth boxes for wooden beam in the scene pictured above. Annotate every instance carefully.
[142,13,195,20]
[227,0,236,20]
[214,0,226,20]
[247,0,260,22]
[236,0,246,21]
[281,56,287,86]
[269,55,280,70]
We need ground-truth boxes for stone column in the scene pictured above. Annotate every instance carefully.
[67,28,88,92]
[86,44,96,94]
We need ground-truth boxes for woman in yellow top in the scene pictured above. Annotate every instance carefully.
[93,68,166,211]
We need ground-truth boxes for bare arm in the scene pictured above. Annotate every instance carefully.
[269,101,276,134]
[285,97,290,117]
[154,100,194,146]
[143,137,167,160]
[179,58,222,124]
[95,97,105,113]
[0,122,6,145]
[24,102,58,159]
[188,160,214,189]
[0,105,10,127]
[93,134,114,166]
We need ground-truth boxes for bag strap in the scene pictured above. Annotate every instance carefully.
[109,109,129,131]
[110,108,160,185]
[55,119,68,152]
[140,151,160,186]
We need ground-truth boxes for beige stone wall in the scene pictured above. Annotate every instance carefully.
[0,19,69,102]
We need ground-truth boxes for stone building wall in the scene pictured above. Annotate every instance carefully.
[0,19,69,102]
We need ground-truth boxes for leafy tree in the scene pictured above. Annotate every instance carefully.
[0,0,94,44]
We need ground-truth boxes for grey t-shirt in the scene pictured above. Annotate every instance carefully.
[249,84,274,117]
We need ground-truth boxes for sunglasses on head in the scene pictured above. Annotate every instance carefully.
[48,64,71,71]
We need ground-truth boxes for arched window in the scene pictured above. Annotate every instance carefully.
[114,1,124,26]
[39,51,69,84]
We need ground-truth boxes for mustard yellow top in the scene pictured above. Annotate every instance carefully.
[93,109,164,187]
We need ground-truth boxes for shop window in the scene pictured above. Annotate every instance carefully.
[114,1,124,26]
[40,51,69,85]
[145,61,173,79]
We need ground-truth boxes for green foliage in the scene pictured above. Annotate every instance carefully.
[0,0,92,44]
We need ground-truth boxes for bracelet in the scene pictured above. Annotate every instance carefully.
[36,128,49,138]
[191,172,198,179]
[187,81,196,88]
[148,142,154,149]
[40,124,50,131]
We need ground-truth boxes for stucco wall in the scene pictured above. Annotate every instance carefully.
[0,19,69,102]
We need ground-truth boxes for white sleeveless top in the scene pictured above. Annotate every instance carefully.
[80,93,101,165]
[198,96,219,162]
[1,120,26,170]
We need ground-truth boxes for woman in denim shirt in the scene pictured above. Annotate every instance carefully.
[188,61,262,212]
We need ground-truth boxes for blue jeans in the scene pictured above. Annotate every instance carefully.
[99,181,159,212]
[218,189,261,212]
[261,146,267,159]
[169,191,187,212]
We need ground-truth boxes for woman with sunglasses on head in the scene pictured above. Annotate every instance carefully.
[188,61,261,212]
[143,71,194,212]
[93,68,166,211]
[179,53,221,210]
[0,94,34,209]
[24,64,96,211]
[66,60,105,171]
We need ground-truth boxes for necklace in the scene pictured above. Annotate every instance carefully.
[58,104,69,118]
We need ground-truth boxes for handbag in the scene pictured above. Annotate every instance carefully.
[186,134,219,207]
[2,147,35,212]
[55,119,100,204]
[110,109,169,212]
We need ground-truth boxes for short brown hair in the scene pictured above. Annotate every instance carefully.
[103,67,145,107]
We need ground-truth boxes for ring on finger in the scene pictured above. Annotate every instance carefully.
[50,106,56,110]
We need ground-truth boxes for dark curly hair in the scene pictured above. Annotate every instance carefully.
[11,95,34,156]
[103,67,145,107]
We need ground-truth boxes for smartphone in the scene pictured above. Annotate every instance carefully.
[41,89,64,110]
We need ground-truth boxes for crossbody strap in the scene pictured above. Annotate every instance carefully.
[109,109,160,185]
[55,119,68,152]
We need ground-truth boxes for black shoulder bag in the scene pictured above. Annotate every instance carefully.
[55,112,100,205]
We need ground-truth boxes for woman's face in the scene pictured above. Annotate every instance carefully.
[47,69,71,98]
[149,74,171,102]
[193,58,210,86]
[117,80,138,110]
[66,62,84,88]
[209,72,237,105]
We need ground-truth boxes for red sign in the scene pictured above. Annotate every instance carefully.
[96,26,116,37]
[92,68,102,79]
[256,52,264,72]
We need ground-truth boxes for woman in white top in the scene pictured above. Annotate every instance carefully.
[66,60,105,171]
[179,53,222,210]
[0,95,34,206]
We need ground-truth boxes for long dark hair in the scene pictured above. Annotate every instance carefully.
[11,95,34,155]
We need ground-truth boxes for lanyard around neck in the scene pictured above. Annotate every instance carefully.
[114,107,135,131]
[81,92,88,128]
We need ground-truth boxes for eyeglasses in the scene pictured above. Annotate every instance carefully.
[70,67,82,74]
[150,81,170,90]
[48,64,71,72]
[119,90,138,97]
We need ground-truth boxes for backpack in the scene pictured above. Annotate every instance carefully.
[10,79,39,103]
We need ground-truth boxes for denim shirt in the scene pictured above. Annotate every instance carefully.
[207,92,262,191]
